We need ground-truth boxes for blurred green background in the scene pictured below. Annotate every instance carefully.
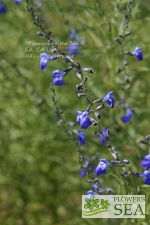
[0,0,150,224]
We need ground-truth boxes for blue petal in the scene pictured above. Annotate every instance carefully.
[40,58,48,71]
[141,154,150,170]
[80,117,92,129]
[68,44,80,55]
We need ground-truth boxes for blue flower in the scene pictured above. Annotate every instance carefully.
[78,130,86,145]
[102,91,114,108]
[80,161,89,177]
[141,154,150,170]
[86,190,97,197]
[132,46,143,61]
[92,184,99,191]
[40,53,53,71]
[95,159,110,176]
[14,0,21,4]
[99,128,107,144]
[68,44,80,55]
[140,170,150,185]
[69,29,77,41]
[80,169,86,177]
[76,111,92,129]
[121,108,134,123]
[52,70,65,86]
[0,3,6,14]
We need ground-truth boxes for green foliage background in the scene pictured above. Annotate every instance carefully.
[0,0,150,224]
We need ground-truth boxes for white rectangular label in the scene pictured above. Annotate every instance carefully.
[82,195,145,218]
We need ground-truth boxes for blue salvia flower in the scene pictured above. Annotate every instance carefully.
[86,190,97,198]
[92,184,99,191]
[140,170,150,185]
[79,160,89,177]
[0,3,6,14]
[95,159,110,176]
[52,70,65,86]
[141,154,150,170]
[99,128,107,145]
[102,91,114,108]
[68,44,80,55]
[77,130,86,145]
[132,46,143,61]
[80,169,86,177]
[69,29,77,41]
[40,53,53,71]
[121,108,134,123]
[14,0,21,4]
[76,111,92,129]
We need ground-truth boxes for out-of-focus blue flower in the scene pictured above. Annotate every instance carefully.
[132,46,143,61]
[80,169,86,177]
[141,154,150,170]
[99,128,107,144]
[121,108,134,123]
[52,70,65,86]
[95,159,110,176]
[79,161,89,177]
[68,44,80,55]
[140,170,150,185]
[0,3,6,14]
[40,53,53,71]
[102,91,114,108]
[92,184,99,191]
[14,0,21,4]
[76,111,92,129]
[78,130,86,145]
[86,190,97,198]
[69,29,77,41]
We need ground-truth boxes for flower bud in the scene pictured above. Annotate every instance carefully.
[114,37,122,45]
[95,112,101,119]
[122,159,130,164]
[36,31,45,37]
[146,134,150,140]
[93,98,103,104]
[96,104,105,110]
[82,68,94,74]
[77,93,86,97]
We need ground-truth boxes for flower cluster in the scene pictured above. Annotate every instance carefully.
[34,0,147,197]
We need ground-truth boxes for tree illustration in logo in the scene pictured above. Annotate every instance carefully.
[84,195,99,211]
